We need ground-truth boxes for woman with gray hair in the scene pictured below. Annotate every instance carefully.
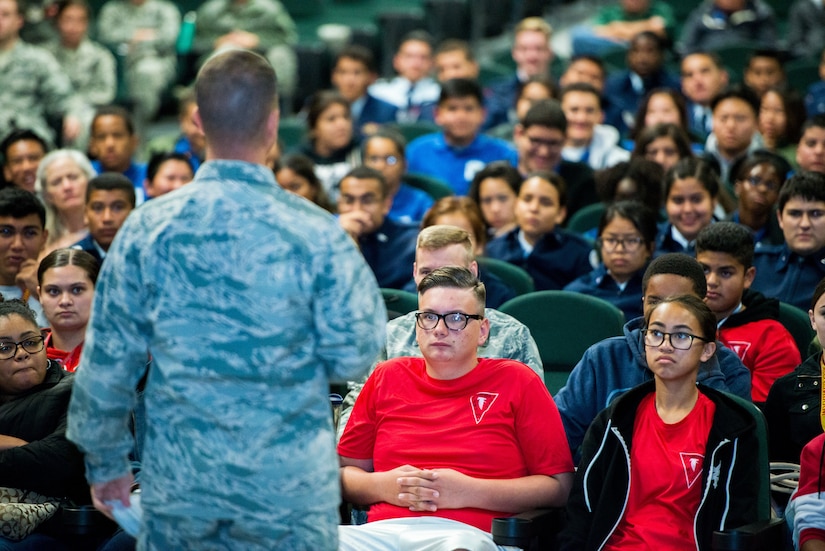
[35,149,96,256]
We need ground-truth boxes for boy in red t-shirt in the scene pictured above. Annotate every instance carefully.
[338,266,574,550]
[696,221,800,403]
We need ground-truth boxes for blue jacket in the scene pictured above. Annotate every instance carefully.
[654,221,695,257]
[563,264,644,321]
[486,227,593,291]
[71,234,104,263]
[805,80,825,118]
[406,132,518,196]
[388,183,433,225]
[603,69,681,137]
[554,316,752,455]
[358,218,419,290]
[355,93,398,134]
[751,242,825,311]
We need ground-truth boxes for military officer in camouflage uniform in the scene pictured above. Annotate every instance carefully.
[0,0,80,147]
[67,49,386,550]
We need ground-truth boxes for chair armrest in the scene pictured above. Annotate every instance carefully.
[711,517,787,551]
[491,508,564,549]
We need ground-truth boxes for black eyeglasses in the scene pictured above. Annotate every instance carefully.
[0,336,45,360]
[643,329,708,350]
[415,311,484,331]
[597,236,645,252]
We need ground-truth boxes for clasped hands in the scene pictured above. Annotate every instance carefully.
[386,464,472,513]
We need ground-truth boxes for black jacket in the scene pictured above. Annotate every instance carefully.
[560,381,761,550]
[764,352,822,463]
[0,361,88,503]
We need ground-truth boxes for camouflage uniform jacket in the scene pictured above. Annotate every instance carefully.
[67,160,386,546]
[0,40,75,145]
[97,0,180,61]
[193,0,297,55]
[44,38,117,108]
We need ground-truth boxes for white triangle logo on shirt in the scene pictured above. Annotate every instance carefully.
[680,452,705,489]
[470,392,499,424]
[727,340,751,362]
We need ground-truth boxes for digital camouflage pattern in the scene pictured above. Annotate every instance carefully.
[68,160,386,550]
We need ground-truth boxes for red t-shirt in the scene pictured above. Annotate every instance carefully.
[605,392,716,550]
[44,331,83,372]
[338,357,574,532]
[718,319,799,402]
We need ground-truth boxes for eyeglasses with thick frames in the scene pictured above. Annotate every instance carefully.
[415,311,484,331]
[597,236,645,252]
[643,329,709,350]
[0,336,45,360]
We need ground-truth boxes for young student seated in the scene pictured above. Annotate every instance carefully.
[336,166,418,290]
[787,433,825,550]
[560,82,630,170]
[797,115,825,174]
[601,31,680,137]
[1,128,48,192]
[514,99,598,219]
[143,152,194,199]
[555,253,752,457]
[695,222,799,403]
[38,248,99,372]
[0,187,49,325]
[337,226,543,439]
[743,49,786,98]
[417,210,516,308]
[406,78,518,196]
[727,150,790,246]
[362,130,433,225]
[71,173,136,263]
[702,85,764,187]
[368,31,440,123]
[331,45,398,137]
[560,294,761,550]
[655,157,719,256]
[751,171,825,310]
[742,50,786,98]
[338,267,573,550]
[88,105,146,203]
[680,52,730,143]
[485,171,593,290]
[564,200,657,321]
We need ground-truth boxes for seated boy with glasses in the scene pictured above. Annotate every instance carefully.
[338,266,573,550]
[362,130,433,225]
